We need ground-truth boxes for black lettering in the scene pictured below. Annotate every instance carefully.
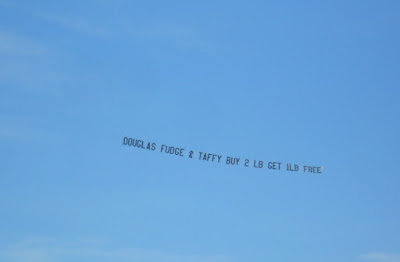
[236,158,240,165]
[203,153,207,161]
[268,162,273,169]
[169,146,174,154]
[254,160,258,168]
[287,163,298,171]
[199,152,203,160]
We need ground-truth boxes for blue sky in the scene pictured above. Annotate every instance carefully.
[0,1,399,261]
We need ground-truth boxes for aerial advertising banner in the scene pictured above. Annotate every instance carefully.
[122,136,324,174]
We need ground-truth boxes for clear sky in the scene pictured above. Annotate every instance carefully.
[1,1,400,262]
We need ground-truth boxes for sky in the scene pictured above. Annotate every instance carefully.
[0,0,400,261]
